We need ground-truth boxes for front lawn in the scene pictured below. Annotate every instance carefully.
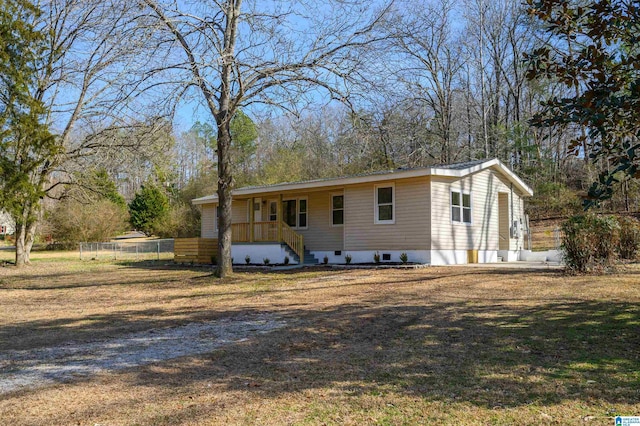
[0,258,638,425]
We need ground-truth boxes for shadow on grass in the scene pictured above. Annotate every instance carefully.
[2,264,639,421]
[7,297,636,410]
[0,277,191,291]
[128,299,639,409]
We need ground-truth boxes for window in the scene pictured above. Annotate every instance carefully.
[283,198,308,229]
[451,191,471,224]
[298,199,307,228]
[268,201,277,221]
[214,205,221,231]
[375,184,394,224]
[283,200,297,227]
[332,194,344,226]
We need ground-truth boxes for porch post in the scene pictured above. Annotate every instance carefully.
[249,197,254,243]
[277,194,283,241]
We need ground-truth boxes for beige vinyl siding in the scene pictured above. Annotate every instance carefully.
[275,190,343,251]
[430,168,528,251]
[200,200,249,238]
[430,169,501,250]
[232,200,249,223]
[492,172,526,250]
[344,177,430,251]
[198,167,528,252]
[199,195,343,251]
[201,204,216,238]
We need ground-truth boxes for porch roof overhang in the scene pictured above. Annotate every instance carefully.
[192,158,534,205]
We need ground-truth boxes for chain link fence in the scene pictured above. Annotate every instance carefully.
[554,227,562,249]
[79,239,174,261]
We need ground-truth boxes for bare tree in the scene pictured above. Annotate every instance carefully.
[140,0,391,277]
[8,0,161,265]
[389,0,466,164]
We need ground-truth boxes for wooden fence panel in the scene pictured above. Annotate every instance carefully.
[174,238,218,264]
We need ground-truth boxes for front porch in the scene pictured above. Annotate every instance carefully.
[175,221,306,265]
[231,221,304,262]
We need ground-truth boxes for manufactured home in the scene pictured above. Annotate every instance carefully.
[192,158,533,265]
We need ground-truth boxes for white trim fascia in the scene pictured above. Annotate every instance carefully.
[431,159,533,197]
[192,158,533,205]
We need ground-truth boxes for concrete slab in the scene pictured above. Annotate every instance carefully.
[463,261,563,270]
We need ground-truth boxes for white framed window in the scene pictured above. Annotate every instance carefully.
[332,194,344,226]
[374,183,395,224]
[283,197,308,229]
[298,198,307,228]
[451,191,471,224]
[268,201,277,221]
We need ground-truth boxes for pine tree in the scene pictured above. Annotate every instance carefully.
[128,184,169,236]
[0,0,57,266]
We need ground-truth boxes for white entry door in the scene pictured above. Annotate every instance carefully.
[253,197,262,239]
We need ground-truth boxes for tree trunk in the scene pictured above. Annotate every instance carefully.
[215,117,234,277]
[14,221,36,267]
[15,222,28,267]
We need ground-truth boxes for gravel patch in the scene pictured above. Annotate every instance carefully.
[0,314,286,395]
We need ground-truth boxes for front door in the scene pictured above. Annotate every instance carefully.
[268,200,278,240]
[253,198,262,239]
[498,193,509,250]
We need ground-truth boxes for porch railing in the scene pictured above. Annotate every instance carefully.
[231,223,250,242]
[229,221,304,260]
[280,222,304,260]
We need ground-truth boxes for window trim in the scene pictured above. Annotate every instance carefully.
[282,198,297,228]
[283,196,308,230]
[374,183,395,225]
[331,193,344,227]
[451,190,472,225]
[297,197,308,230]
[268,200,277,222]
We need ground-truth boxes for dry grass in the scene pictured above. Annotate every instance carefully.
[530,218,563,251]
[1,257,639,425]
